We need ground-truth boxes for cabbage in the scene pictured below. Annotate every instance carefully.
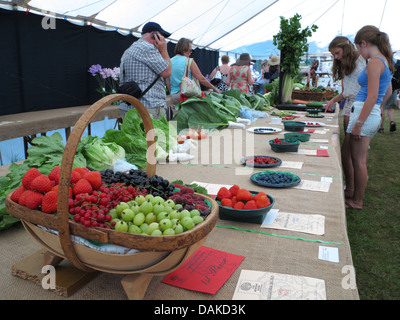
[80,136,125,171]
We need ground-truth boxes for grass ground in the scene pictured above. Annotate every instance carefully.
[339,107,400,300]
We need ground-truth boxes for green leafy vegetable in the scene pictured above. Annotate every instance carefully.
[173,97,231,132]
[273,14,317,103]
[223,89,252,108]
[80,136,125,171]
[27,132,87,172]
[103,108,177,169]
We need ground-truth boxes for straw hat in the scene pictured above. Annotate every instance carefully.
[268,55,280,66]
[261,60,268,66]
[235,53,256,66]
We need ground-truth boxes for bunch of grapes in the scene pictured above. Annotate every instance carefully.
[100,169,174,199]
[110,193,205,236]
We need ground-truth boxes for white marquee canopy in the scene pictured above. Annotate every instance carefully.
[1,0,399,57]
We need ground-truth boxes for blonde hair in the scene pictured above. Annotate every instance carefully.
[354,25,394,72]
[329,36,359,82]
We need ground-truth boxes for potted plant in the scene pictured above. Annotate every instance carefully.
[273,14,317,103]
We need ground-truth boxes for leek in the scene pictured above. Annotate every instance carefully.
[282,73,294,104]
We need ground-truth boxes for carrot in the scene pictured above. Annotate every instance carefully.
[292,99,310,105]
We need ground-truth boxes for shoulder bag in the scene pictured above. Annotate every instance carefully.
[180,58,202,98]
[118,66,160,99]
[210,66,222,86]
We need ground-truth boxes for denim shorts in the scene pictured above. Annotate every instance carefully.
[346,101,381,138]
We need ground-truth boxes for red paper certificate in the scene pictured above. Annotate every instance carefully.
[162,246,245,294]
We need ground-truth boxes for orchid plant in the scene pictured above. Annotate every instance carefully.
[88,64,120,97]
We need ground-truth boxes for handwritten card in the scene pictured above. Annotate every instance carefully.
[318,246,339,263]
[313,149,329,157]
[232,270,326,300]
[294,180,331,192]
[297,149,329,157]
[162,246,245,294]
[309,138,329,143]
[261,211,325,235]
[280,161,303,169]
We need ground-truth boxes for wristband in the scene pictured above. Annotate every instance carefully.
[356,120,364,125]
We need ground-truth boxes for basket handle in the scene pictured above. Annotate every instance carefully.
[57,94,156,271]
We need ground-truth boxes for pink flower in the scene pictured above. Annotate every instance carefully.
[111,67,120,80]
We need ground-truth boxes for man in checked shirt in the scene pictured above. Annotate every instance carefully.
[119,22,172,119]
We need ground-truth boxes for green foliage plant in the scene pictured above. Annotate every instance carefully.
[273,14,318,103]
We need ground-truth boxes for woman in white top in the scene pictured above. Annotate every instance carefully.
[325,36,366,199]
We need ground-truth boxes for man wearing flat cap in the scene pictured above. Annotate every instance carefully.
[119,22,172,119]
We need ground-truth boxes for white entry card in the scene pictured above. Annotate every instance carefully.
[232,270,326,300]
[318,246,339,263]
[261,211,325,235]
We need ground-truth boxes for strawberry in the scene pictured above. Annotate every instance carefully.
[70,170,82,184]
[83,171,102,190]
[72,167,87,179]
[236,188,253,202]
[11,185,26,203]
[21,168,42,189]
[72,179,93,196]
[41,191,58,214]
[51,185,73,199]
[18,190,28,206]
[48,166,61,183]
[255,195,271,209]
[221,198,233,208]
[231,196,237,205]
[229,185,240,197]
[217,187,231,200]
[253,192,267,201]
[233,201,245,210]
[253,192,271,208]
[244,200,257,210]
[24,190,44,209]
[30,174,52,193]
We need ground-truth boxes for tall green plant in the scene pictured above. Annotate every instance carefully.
[273,14,317,103]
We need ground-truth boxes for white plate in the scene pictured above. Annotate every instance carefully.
[302,121,325,127]
[247,127,282,134]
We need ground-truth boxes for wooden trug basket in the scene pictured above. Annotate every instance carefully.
[5,94,219,299]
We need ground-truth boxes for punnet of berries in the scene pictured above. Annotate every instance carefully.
[11,167,211,236]
[271,138,293,145]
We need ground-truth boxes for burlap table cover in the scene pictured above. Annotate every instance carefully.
[0,109,359,300]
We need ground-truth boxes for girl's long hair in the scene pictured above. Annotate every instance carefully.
[354,25,394,72]
[329,36,359,82]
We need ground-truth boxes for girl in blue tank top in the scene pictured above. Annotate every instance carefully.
[345,25,394,211]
